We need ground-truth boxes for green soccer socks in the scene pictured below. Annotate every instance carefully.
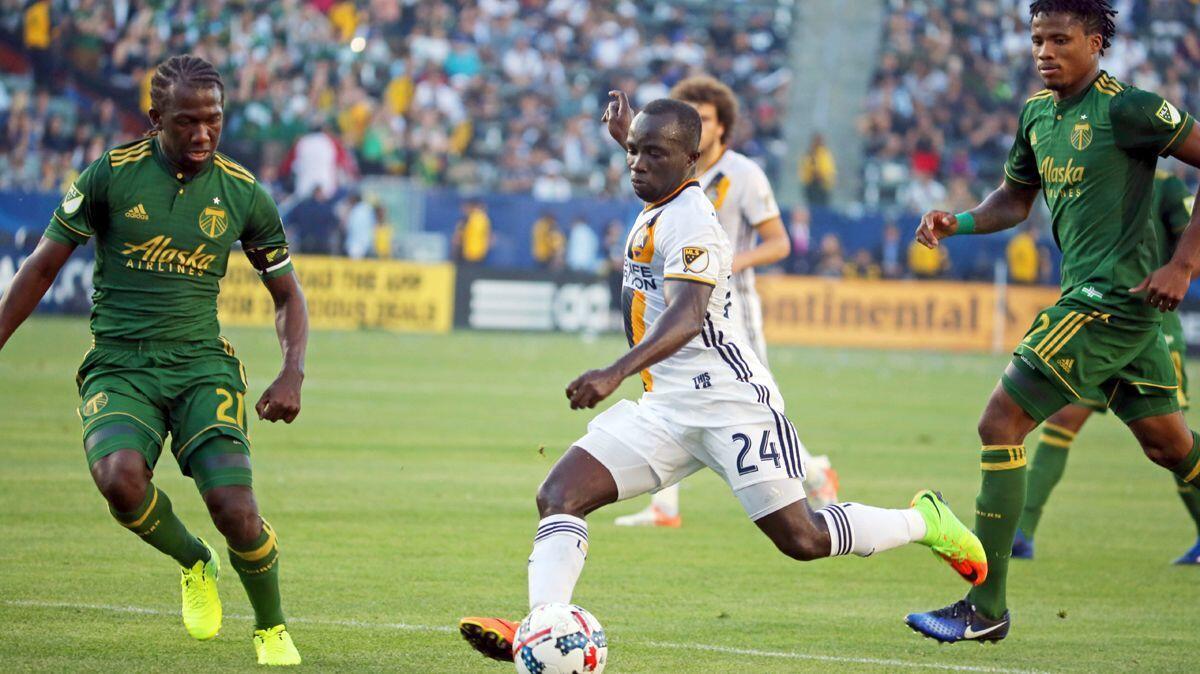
[111,485,208,568]
[1018,423,1074,538]
[228,519,285,630]
[968,445,1028,620]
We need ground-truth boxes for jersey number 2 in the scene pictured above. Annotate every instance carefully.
[733,430,780,475]
[216,388,246,428]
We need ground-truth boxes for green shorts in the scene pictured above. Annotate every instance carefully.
[76,337,253,489]
[1003,302,1180,424]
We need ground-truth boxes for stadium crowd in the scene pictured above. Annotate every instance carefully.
[1,0,791,204]
[860,0,1200,211]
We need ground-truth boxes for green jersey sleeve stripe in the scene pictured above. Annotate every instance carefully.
[1159,113,1195,156]
[1004,166,1039,186]
[53,212,91,237]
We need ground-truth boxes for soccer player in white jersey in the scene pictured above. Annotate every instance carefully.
[605,78,838,529]
[458,99,987,664]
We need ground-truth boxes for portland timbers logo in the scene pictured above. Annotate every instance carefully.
[682,246,709,273]
[1070,122,1092,151]
[199,206,228,238]
[83,392,108,416]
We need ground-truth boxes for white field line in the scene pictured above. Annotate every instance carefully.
[5,599,1040,673]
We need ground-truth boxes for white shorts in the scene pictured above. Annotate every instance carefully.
[575,399,808,520]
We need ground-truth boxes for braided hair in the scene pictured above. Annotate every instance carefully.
[1029,0,1118,54]
[148,55,224,133]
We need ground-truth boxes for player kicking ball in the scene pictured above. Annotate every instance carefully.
[459,99,986,663]
[1013,171,1200,565]
[0,55,306,665]
[907,0,1200,644]
[603,78,839,531]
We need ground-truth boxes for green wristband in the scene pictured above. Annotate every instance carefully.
[954,212,976,234]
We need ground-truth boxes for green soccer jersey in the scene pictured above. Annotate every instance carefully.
[1150,169,1194,262]
[44,136,293,342]
[1004,71,1195,322]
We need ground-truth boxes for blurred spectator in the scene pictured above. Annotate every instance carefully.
[786,206,812,274]
[566,217,600,274]
[282,123,357,198]
[453,200,492,265]
[814,233,845,278]
[531,213,566,270]
[878,220,904,279]
[799,133,836,206]
[1006,225,1040,285]
[373,205,393,259]
[844,249,882,280]
[902,170,948,214]
[23,0,52,89]
[908,238,950,279]
[603,219,626,312]
[289,186,340,254]
[342,192,377,259]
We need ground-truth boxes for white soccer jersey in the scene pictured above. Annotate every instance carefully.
[621,180,782,428]
[697,149,781,292]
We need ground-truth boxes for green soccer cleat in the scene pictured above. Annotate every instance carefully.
[911,490,988,586]
[254,624,302,666]
[181,539,222,640]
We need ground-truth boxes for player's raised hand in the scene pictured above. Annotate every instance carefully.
[1131,262,1190,312]
[915,210,957,249]
[256,368,303,423]
[601,90,633,147]
[566,367,624,410]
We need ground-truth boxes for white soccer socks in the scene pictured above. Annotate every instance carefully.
[528,514,589,608]
[817,503,927,557]
[650,483,680,517]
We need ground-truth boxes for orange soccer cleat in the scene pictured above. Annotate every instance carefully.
[459,616,519,662]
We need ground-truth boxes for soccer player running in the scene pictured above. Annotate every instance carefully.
[907,1,1200,643]
[0,55,306,665]
[1013,170,1200,565]
[604,77,839,531]
[459,99,986,663]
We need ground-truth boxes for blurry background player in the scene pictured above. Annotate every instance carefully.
[1014,169,1200,565]
[0,55,306,666]
[458,99,987,665]
[602,77,839,530]
[906,0,1200,644]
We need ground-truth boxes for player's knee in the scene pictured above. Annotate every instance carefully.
[1138,437,1186,468]
[535,478,584,518]
[204,489,261,545]
[1130,421,1192,468]
[775,534,826,562]
[91,451,150,512]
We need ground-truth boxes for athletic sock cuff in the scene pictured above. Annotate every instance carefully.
[1041,422,1077,443]
[228,519,279,574]
[981,445,1027,471]
[534,514,588,545]
[1171,432,1200,486]
[816,505,852,557]
[111,486,164,532]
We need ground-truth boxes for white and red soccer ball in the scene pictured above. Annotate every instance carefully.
[513,603,607,674]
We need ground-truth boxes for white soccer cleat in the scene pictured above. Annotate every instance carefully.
[613,504,681,528]
[803,455,840,508]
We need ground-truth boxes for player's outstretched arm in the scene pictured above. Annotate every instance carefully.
[0,237,75,352]
[601,90,634,148]
[915,180,1039,249]
[566,279,712,409]
[255,271,308,423]
[1134,128,1200,311]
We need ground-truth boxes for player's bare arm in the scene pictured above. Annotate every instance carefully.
[566,279,712,410]
[601,90,633,147]
[255,271,308,423]
[732,215,790,273]
[1132,126,1200,311]
[0,237,76,351]
[916,180,1040,249]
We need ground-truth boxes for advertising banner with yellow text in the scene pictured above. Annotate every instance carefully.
[218,255,455,333]
[757,276,1060,353]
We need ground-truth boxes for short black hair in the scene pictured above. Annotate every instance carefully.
[1029,0,1117,53]
[641,98,702,153]
[150,54,225,112]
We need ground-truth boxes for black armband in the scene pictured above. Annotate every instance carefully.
[244,245,291,275]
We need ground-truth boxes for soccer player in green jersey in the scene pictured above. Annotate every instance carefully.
[0,55,307,665]
[1012,170,1200,565]
[905,1,1200,643]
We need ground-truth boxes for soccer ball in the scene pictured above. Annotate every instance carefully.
[513,603,607,674]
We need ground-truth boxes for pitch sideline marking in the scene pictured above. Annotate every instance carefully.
[4,599,1039,673]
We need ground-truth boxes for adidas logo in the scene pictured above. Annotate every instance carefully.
[124,204,149,220]
[1056,357,1074,373]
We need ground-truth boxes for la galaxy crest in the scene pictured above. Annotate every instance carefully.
[1070,121,1092,151]
[199,206,228,238]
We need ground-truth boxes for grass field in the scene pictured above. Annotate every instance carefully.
[1,317,1197,672]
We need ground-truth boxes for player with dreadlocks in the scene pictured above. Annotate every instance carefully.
[0,54,307,665]
[906,0,1200,642]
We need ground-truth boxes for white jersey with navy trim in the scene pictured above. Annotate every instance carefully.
[620,180,785,430]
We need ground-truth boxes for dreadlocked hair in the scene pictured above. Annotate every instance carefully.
[1029,0,1117,53]
[147,55,224,135]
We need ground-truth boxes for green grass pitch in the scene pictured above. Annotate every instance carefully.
[1,317,1197,672]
